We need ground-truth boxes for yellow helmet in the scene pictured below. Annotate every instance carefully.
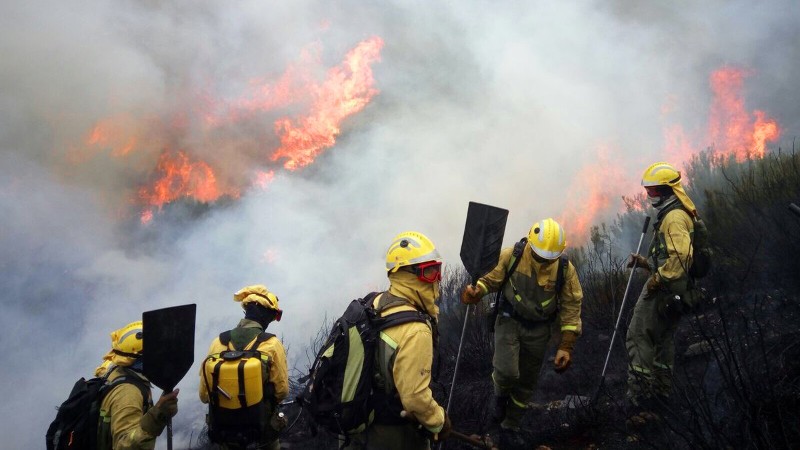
[234,284,282,320]
[641,162,686,208]
[385,231,441,273]
[111,320,144,358]
[527,218,566,260]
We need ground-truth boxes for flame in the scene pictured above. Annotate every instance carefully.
[72,36,383,222]
[558,145,629,242]
[708,67,781,161]
[270,36,383,170]
[138,150,240,221]
[663,67,781,165]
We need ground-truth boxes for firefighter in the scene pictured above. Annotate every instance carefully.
[345,231,451,450]
[624,161,698,424]
[462,218,584,441]
[199,285,289,450]
[97,320,179,450]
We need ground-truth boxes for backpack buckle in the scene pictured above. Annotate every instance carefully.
[220,350,245,360]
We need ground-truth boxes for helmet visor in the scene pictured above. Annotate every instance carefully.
[645,185,672,198]
[414,261,443,283]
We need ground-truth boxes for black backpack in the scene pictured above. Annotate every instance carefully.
[688,215,712,279]
[203,330,277,446]
[298,292,430,440]
[46,369,148,450]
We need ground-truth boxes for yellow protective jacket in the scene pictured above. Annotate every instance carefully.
[650,206,694,294]
[375,270,445,434]
[476,245,584,334]
[98,366,161,450]
[199,319,289,405]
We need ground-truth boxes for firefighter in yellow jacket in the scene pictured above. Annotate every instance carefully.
[345,231,452,450]
[97,320,179,450]
[625,162,698,421]
[199,284,289,450]
[462,218,584,436]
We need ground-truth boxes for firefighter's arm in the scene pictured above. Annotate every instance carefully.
[656,212,693,293]
[557,262,583,336]
[392,326,445,433]
[475,248,514,296]
[198,339,225,404]
[105,384,160,450]
[265,338,289,402]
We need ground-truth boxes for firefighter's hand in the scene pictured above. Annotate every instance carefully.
[435,414,452,442]
[155,388,180,419]
[142,389,179,435]
[627,253,651,272]
[554,350,572,373]
[461,285,483,304]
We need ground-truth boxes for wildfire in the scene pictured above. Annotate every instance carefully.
[664,67,781,164]
[558,145,630,242]
[566,66,781,245]
[270,36,384,170]
[74,36,383,223]
[138,150,240,223]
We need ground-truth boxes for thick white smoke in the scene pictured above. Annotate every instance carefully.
[2,1,798,448]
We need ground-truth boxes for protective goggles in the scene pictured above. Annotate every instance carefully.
[274,309,283,322]
[644,185,672,198]
[412,261,443,283]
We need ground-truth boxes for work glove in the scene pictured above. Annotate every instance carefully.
[141,389,179,435]
[555,331,577,373]
[434,413,452,442]
[627,253,651,272]
[460,285,483,305]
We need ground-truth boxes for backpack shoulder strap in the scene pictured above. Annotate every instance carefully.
[378,310,429,331]
[247,331,276,350]
[101,367,151,410]
[555,256,569,302]
[219,330,232,347]
[495,238,527,301]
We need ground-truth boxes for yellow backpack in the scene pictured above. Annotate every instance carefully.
[202,331,276,446]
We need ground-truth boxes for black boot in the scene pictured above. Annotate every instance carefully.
[491,395,509,424]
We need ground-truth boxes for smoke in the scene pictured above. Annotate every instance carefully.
[2,1,798,448]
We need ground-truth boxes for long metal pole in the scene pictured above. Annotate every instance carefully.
[446,303,471,415]
[598,216,651,382]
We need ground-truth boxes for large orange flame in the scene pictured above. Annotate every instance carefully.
[270,37,383,170]
[75,36,383,222]
[138,150,240,223]
[707,68,781,161]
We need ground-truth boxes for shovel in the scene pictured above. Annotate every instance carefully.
[446,202,509,418]
[142,304,197,450]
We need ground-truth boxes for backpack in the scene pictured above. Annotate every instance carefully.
[298,292,430,440]
[688,215,712,279]
[203,330,276,446]
[654,205,713,279]
[46,369,148,450]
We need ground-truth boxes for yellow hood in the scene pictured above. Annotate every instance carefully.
[387,270,440,319]
[671,183,697,217]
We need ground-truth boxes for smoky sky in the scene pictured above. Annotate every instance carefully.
[2,1,798,448]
